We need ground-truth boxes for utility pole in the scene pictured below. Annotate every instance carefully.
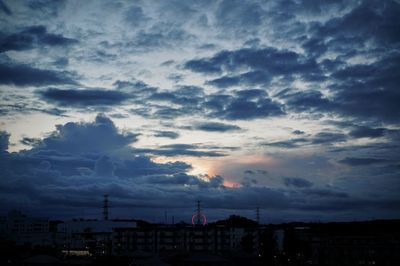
[191,200,206,226]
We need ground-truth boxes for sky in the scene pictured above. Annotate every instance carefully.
[0,0,399,223]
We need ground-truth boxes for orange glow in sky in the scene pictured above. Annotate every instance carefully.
[223,180,241,188]
[151,156,218,176]
[151,154,279,187]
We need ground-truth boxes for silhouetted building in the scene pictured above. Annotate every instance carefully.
[57,219,137,256]
[1,211,399,265]
[112,224,260,256]
[1,210,51,246]
[310,226,400,265]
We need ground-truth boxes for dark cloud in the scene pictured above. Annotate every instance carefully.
[124,5,149,27]
[243,169,268,177]
[135,143,226,158]
[257,170,268,176]
[301,188,348,199]
[0,25,77,53]
[193,122,241,132]
[292,130,305,135]
[147,173,224,188]
[153,130,180,139]
[0,102,67,117]
[205,75,241,88]
[150,90,203,107]
[146,172,198,186]
[299,1,400,60]
[263,131,348,149]
[145,86,205,117]
[349,126,387,139]
[113,80,158,96]
[0,0,11,15]
[185,47,321,78]
[168,73,184,83]
[114,156,191,178]
[215,0,264,35]
[39,114,138,154]
[277,89,334,113]
[244,170,255,175]
[206,70,271,88]
[328,142,400,158]
[0,113,276,221]
[160,60,175,66]
[0,114,397,221]
[311,0,400,52]
[53,57,69,67]
[283,177,313,188]
[241,176,257,187]
[93,155,115,177]
[131,31,169,47]
[27,0,66,16]
[151,106,188,120]
[184,57,221,74]
[20,137,41,147]
[198,43,217,50]
[128,25,194,51]
[263,138,308,149]
[149,92,181,103]
[311,132,347,145]
[175,85,205,97]
[267,2,400,124]
[0,115,217,217]
[203,90,284,120]
[338,157,391,166]
[86,49,117,63]
[329,54,400,123]
[277,52,400,123]
[0,63,78,87]
[39,88,131,107]
[301,37,327,58]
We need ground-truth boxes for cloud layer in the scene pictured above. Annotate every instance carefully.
[0,0,399,222]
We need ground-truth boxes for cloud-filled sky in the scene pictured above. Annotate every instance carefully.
[0,0,399,223]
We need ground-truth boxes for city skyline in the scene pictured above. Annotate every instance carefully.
[1,0,400,223]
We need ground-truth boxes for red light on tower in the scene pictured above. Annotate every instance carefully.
[191,200,206,226]
[191,213,207,226]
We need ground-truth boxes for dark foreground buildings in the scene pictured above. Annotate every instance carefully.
[0,210,399,265]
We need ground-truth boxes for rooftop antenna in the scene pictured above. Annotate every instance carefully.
[256,207,260,224]
[103,194,109,220]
